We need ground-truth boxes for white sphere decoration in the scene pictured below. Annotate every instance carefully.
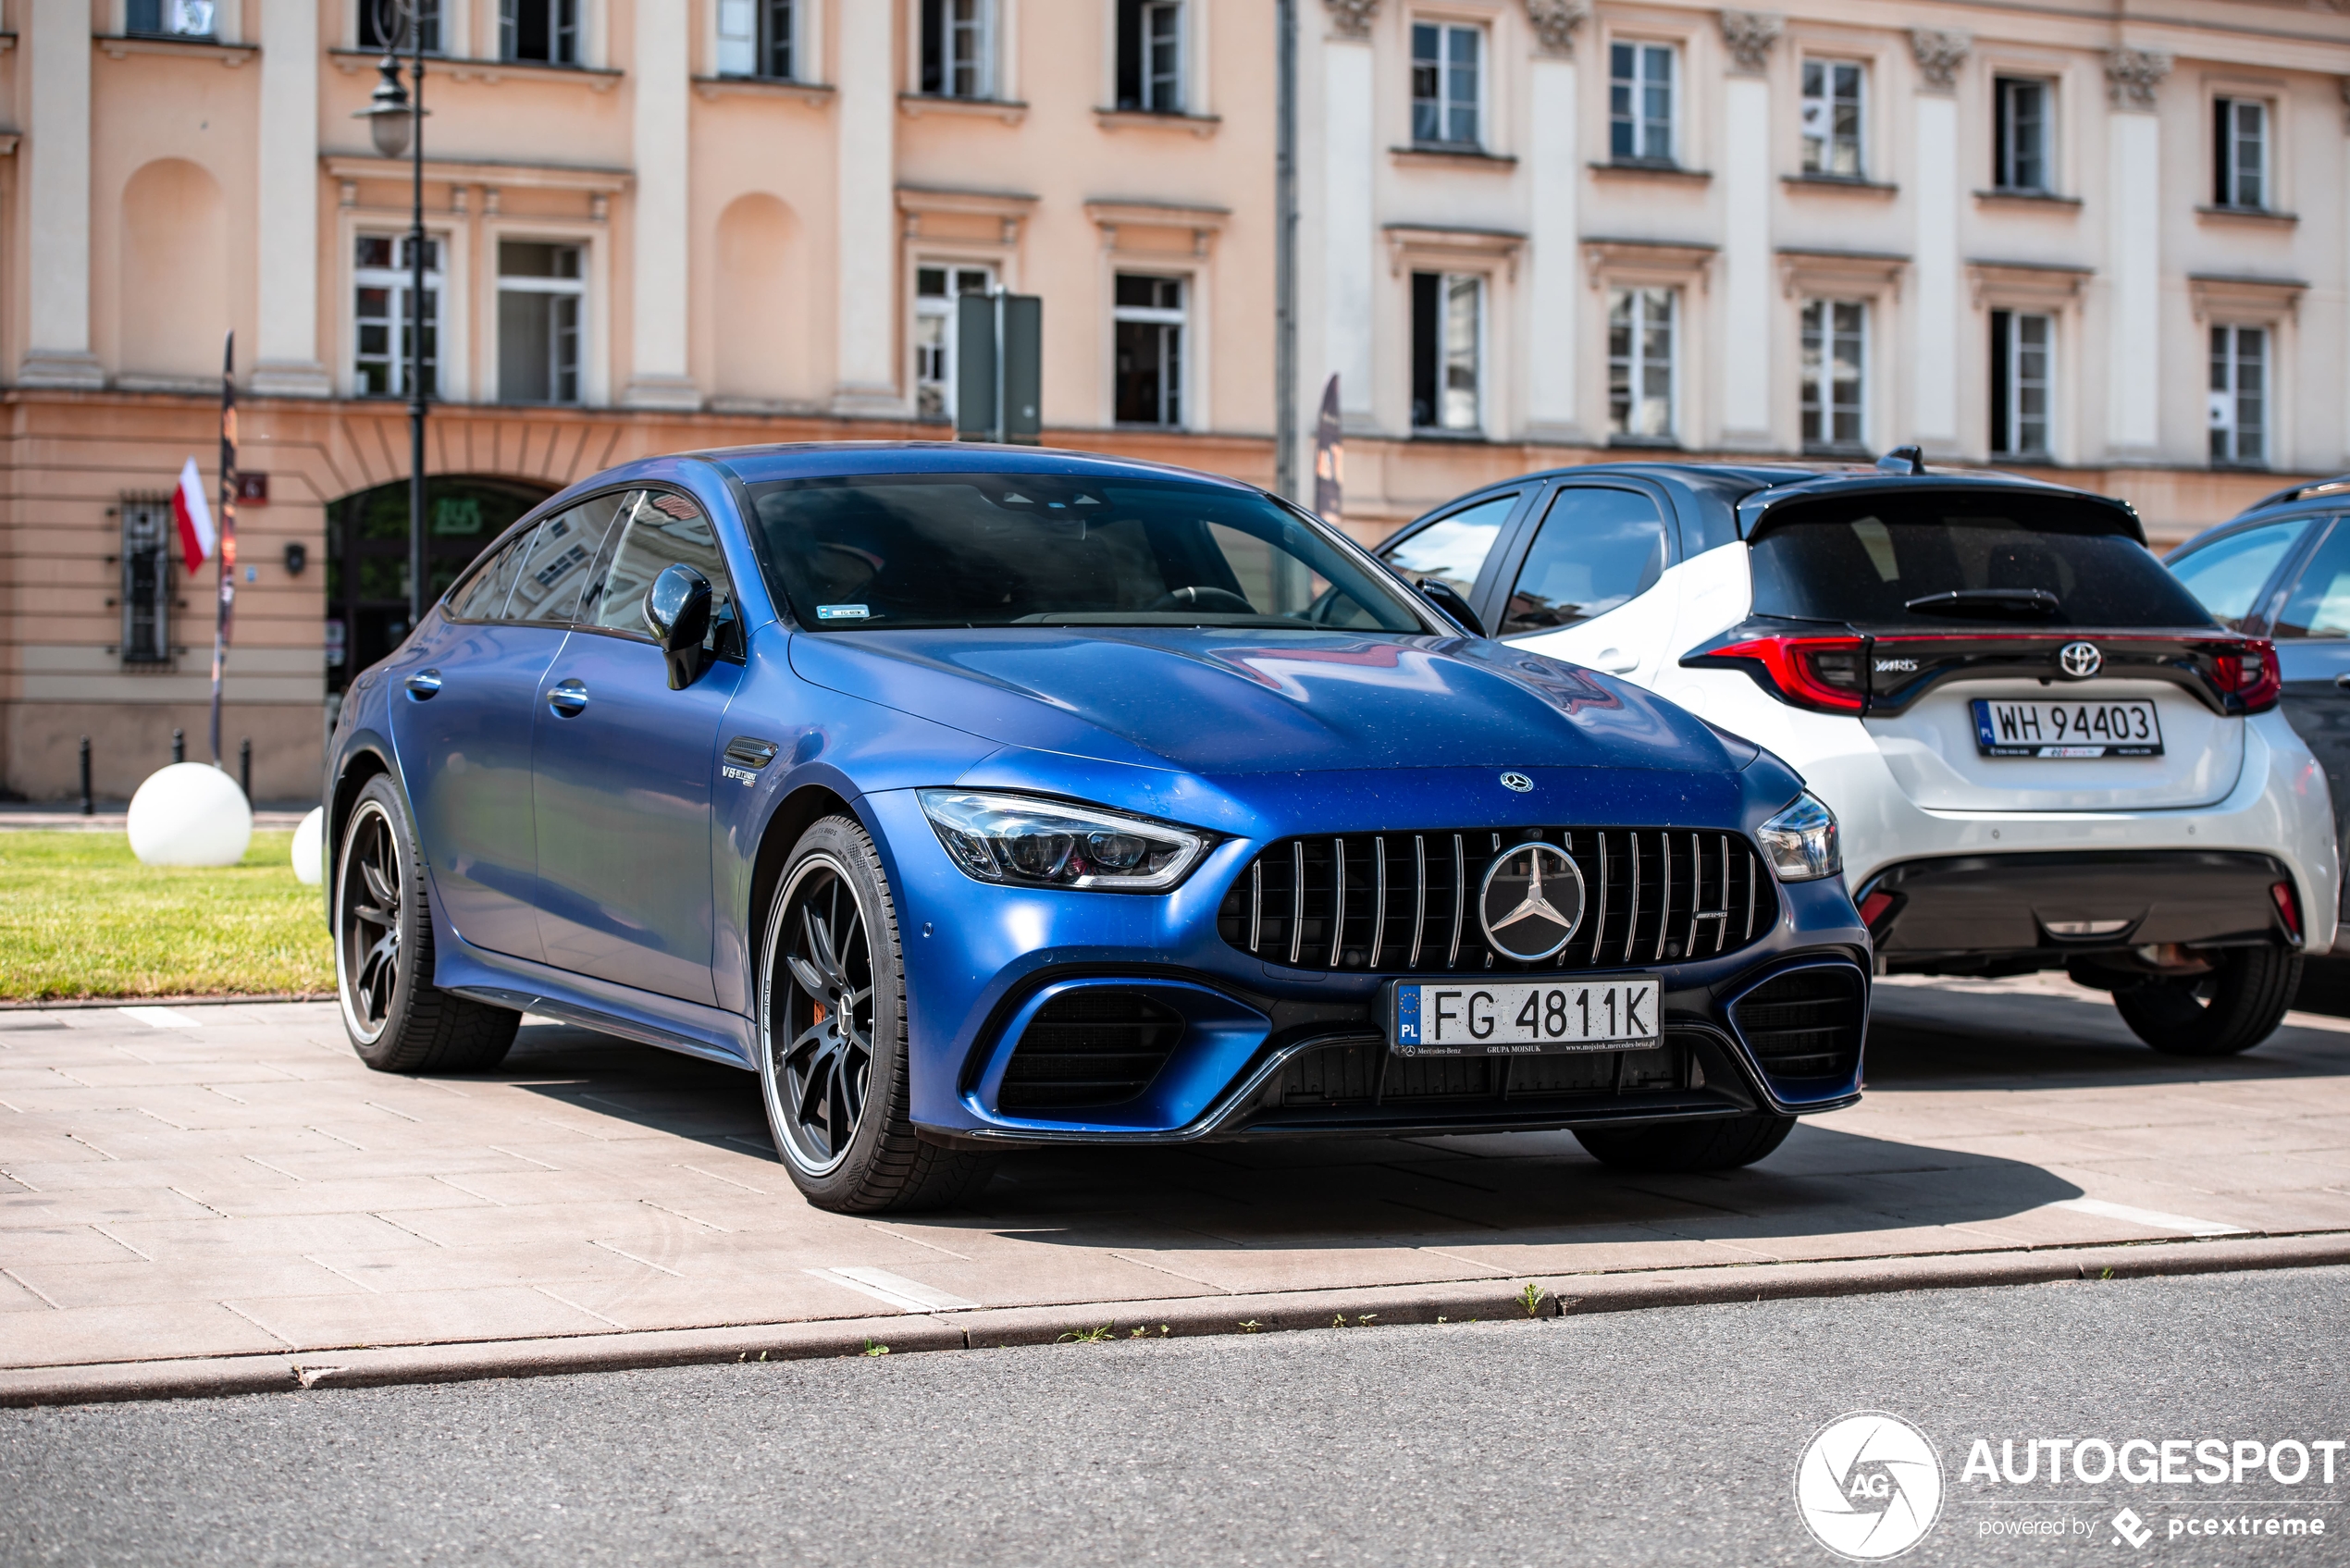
[126,762,254,868]
[291,807,326,885]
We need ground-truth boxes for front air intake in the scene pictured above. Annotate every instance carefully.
[1731,966,1865,1083]
[998,989,1184,1111]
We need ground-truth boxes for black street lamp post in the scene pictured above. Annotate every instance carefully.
[354,1,429,633]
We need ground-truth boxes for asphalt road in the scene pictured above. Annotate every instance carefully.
[6,1266,2348,1567]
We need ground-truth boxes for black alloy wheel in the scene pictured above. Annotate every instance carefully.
[2112,944,2302,1056]
[333,774,519,1072]
[757,816,995,1212]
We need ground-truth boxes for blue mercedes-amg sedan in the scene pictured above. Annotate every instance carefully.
[324,444,1869,1212]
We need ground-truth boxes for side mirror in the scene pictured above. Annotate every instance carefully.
[1416,578,1487,639]
[644,562,714,690]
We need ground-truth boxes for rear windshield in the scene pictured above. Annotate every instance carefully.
[1749,495,2215,630]
[745,473,1428,633]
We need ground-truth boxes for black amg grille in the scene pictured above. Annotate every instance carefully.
[1218,828,1773,973]
[1269,1031,1696,1109]
[998,989,1185,1111]
[1731,967,1865,1082]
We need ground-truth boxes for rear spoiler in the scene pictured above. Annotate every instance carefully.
[1734,476,2146,548]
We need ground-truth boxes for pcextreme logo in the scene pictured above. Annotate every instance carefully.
[1795,1412,1946,1561]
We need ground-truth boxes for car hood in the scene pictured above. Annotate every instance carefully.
[786,627,1744,777]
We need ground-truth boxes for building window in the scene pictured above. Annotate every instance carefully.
[1410,272,1481,432]
[717,0,792,78]
[2215,97,2269,210]
[1113,275,1185,426]
[119,496,175,667]
[127,0,216,35]
[1609,43,1675,164]
[1993,78,2051,191]
[358,0,440,53]
[498,241,584,405]
[353,234,441,399]
[1800,300,1867,453]
[1800,60,1863,178]
[914,265,995,421]
[1989,309,2052,458]
[501,0,577,64]
[1116,0,1183,113]
[1607,287,1675,440]
[921,0,993,98]
[2209,324,2269,467]
[1411,22,1481,147]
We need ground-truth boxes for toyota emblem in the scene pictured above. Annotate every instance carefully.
[1478,842,1586,962]
[1499,772,1534,794]
[2058,641,2103,680]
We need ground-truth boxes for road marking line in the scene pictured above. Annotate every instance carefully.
[117,1006,203,1029]
[807,1266,980,1314]
[2052,1196,2249,1238]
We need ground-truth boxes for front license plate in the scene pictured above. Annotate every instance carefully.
[1971,698,2164,759]
[1390,976,1662,1056]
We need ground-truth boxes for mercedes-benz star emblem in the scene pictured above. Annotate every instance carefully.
[2058,641,2103,680]
[1478,842,1586,962]
[1499,772,1534,794]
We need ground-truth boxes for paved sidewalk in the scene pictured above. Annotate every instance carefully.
[4,976,2348,1390]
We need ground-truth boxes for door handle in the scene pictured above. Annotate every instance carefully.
[403,669,442,699]
[2334,673,2350,689]
[1596,648,1639,674]
[547,678,589,717]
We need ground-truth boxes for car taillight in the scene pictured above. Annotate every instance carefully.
[2271,879,2302,941]
[2211,638,2282,714]
[1710,636,1870,714]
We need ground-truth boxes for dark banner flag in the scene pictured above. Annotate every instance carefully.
[209,332,237,768]
[1312,374,1342,525]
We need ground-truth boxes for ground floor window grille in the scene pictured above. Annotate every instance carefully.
[1114,274,1186,426]
[1607,287,1676,440]
[1989,309,2052,458]
[119,495,175,667]
[1410,271,1482,432]
[1800,299,1867,453]
[2208,325,2269,467]
[354,234,442,399]
[913,265,996,421]
[498,241,584,405]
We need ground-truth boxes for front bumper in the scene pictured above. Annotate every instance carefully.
[864,788,1872,1146]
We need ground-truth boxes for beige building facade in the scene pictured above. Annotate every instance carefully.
[1,0,2346,800]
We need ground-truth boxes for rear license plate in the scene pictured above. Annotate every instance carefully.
[1971,698,2164,759]
[1389,976,1662,1056]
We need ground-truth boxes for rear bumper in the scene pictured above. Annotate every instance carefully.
[1860,849,2300,971]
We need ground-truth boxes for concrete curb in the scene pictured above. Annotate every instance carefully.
[4,1230,2345,1410]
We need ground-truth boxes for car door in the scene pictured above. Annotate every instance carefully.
[2249,516,2350,913]
[1376,488,1527,626]
[530,488,746,1004]
[1491,482,1679,684]
[389,516,563,962]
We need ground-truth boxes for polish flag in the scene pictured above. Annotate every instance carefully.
[172,456,216,570]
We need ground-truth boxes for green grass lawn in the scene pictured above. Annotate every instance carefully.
[0,832,333,1001]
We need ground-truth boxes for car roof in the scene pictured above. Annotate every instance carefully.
[678,440,1265,493]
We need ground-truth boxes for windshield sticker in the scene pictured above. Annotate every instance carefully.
[817,604,872,621]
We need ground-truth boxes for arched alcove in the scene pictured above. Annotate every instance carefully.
[120,159,229,383]
[711,192,809,405]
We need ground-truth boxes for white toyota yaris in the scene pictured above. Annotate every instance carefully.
[1379,451,2337,1056]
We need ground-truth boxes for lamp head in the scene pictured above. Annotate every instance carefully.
[354,56,414,160]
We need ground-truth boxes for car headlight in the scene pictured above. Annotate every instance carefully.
[917,790,1208,892]
[1758,792,1841,882]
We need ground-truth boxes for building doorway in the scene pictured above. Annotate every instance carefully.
[325,475,555,693]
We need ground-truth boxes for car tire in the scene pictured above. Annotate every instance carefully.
[334,775,520,1073]
[1573,1112,1796,1173]
[2112,945,2302,1057]
[756,815,996,1214]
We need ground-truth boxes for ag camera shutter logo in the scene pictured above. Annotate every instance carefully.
[1795,1411,1945,1561]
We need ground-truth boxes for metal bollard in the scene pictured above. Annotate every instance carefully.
[80,736,93,816]
[171,729,185,765]
[239,739,252,801]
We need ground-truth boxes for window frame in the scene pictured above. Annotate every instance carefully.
[912,262,998,424]
[494,238,589,408]
[1112,272,1188,429]
[118,493,177,667]
[2165,513,2327,637]
[1605,285,1678,444]
[352,232,446,401]
[1607,39,1676,165]
[1490,478,1685,641]
[1992,75,2054,193]
[1799,56,1866,179]
[2209,322,2270,469]
[1114,0,1186,114]
[717,0,796,80]
[2213,94,2271,212]
[1987,307,2055,460]
[1798,298,1869,456]
[567,488,748,659]
[920,0,996,100]
[1410,19,1484,150]
[1409,269,1485,435]
[500,0,580,64]
[128,0,218,37]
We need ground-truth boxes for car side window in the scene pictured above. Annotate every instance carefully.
[588,490,741,655]
[1499,487,1669,636]
[1380,492,1516,600]
[2270,519,2350,640]
[2168,518,2315,632]
[507,491,635,624]
[446,525,537,621]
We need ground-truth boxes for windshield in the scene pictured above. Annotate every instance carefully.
[1749,494,2216,630]
[746,473,1429,633]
